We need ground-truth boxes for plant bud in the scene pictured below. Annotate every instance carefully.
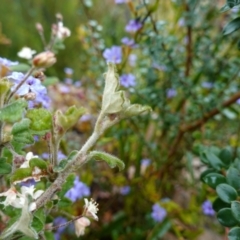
[32,51,56,68]
[34,71,45,82]
[24,92,36,100]
[35,23,44,33]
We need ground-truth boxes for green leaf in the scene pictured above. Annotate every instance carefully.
[233,158,240,171]
[228,227,240,240]
[213,197,230,212]
[12,118,34,145]
[227,167,240,191]
[223,17,240,35]
[123,103,152,118]
[32,215,44,232]
[0,78,11,95]
[89,151,125,171]
[217,208,238,227]
[216,183,238,203]
[11,168,32,183]
[200,168,217,181]
[59,174,75,198]
[55,106,85,132]
[205,152,225,170]
[0,158,11,174]
[231,201,240,222]
[227,0,240,8]
[203,173,226,189]
[0,99,27,123]
[219,148,232,167]
[9,63,30,72]
[29,158,48,170]
[148,219,171,240]
[26,108,52,135]
[220,4,231,12]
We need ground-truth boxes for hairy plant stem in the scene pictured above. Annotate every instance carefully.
[35,111,120,209]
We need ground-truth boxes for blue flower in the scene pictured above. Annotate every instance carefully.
[120,186,131,195]
[42,151,66,162]
[120,74,136,88]
[115,0,126,3]
[103,46,122,64]
[202,200,215,216]
[0,57,18,67]
[202,82,213,89]
[64,67,74,75]
[65,176,90,202]
[166,88,177,98]
[125,20,142,33]
[151,203,167,222]
[8,71,50,108]
[128,54,137,66]
[141,159,151,167]
[53,217,67,240]
[121,37,135,47]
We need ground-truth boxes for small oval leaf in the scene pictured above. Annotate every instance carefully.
[227,167,240,191]
[231,201,240,222]
[217,208,238,227]
[203,173,226,189]
[216,183,238,203]
[223,17,240,35]
[228,227,240,240]
[213,197,230,212]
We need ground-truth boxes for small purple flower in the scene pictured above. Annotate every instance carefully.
[121,37,135,47]
[120,186,131,195]
[0,57,18,67]
[141,159,151,167]
[59,85,70,93]
[115,0,126,3]
[74,81,82,87]
[151,203,167,222]
[65,176,90,202]
[128,54,137,66]
[20,179,36,187]
[42,151,66,162]
[120,74,136,88]
[237,98,240,104]
[166,88,177,98]
[103,46,122,64]
[202,200,215,216]
[64,67,74,75]
[125,20,142,33]
[178,18,185,27]
[64,78,73,85]
[8,71,50,108]
[54,217,67,240]
[202,82,213,89]
[79,114,92,122]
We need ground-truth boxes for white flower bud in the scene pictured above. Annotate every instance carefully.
[32,51,56,68]
[74,217,91,237]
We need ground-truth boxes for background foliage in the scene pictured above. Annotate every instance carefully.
[2,0,240,239]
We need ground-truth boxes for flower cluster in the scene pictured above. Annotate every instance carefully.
[120,73,136,88]
[0,185,44,211]
[151,203,167,222]
[65,176,90,202]
[103,46,122,64]
[202,200,215,216]
[8,71,50,108]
